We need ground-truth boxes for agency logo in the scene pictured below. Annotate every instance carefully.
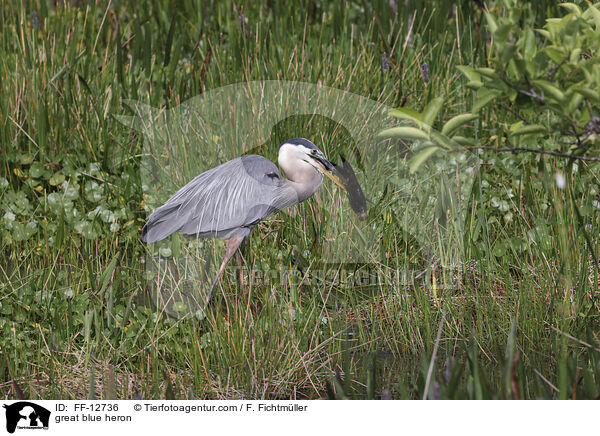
[2,402,50,434]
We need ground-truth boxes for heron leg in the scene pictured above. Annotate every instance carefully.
[235,250,246,295]
[212,234,245,291]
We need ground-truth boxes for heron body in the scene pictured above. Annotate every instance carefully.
[141,155,295,242]
[141,138,346,286]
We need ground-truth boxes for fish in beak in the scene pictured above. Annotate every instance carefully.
[310,151,348,192]
[333,157,368,221]
[311,150,368,221]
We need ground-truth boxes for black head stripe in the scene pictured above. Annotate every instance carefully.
[278,138,318,150]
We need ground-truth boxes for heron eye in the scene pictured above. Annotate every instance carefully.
[311,150,317,155]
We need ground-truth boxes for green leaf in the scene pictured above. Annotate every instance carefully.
[484,77,509,93]
[532,79,565,102]
[583,5,600,28]
[37,99,48,154]
[430,131,456,150]
[495,24,513,46]
[409,145,440,174]
[475,67,500,80]
[116,28,124,86]
[542,46,566,63]
[559,3,582,16]
[50,65,67,82]
[522,29,536,59]
[164,14,177,67]
[50,50,86,82]
[466,81,484,90]
[422,97,445,126]
[509,124,547,137]
[457,65,481,82]
[99,252,120,296]
[452,136,476,146]
[388,108,424,124]
[19,154,34,165]
[472,88,502,112]
[144,24,152,76]
[485,12,498,34]
[442,113,478,136]
[378,126,430,141]
[571,84,600,102]
[29,162,46,178]
[567,92,583,113]
[500,44,517,65]
[49,172,66,186]
[535,29,551,41]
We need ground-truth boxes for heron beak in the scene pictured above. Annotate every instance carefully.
[312,153,347,191]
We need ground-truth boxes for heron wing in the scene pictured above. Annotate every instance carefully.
[141,155,297,242]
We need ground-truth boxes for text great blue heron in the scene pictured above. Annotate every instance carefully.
[141,138,353,286]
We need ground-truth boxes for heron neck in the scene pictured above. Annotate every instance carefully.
[285,168,323,203]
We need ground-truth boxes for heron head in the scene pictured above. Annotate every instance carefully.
[278,138,346,191]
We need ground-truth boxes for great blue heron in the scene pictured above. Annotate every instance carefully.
[141,138,351,287]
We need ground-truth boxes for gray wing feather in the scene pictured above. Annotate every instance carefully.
[141,155,298,242]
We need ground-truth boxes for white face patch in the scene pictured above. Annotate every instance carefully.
[279,143,315,167]
[278,142,323,181]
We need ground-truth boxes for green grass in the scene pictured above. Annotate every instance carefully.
[1,0,599,400]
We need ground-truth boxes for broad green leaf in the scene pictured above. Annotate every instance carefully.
[571,84,600,102]
[422,97,444,126]
[452,136,476,146]
[509,124,547,137]
[378,126,430,141]
[19,154,34,165]
[472,88,502,112]
[535,29,551,41]
[466,81,483,90]
[457,65,481,82]
[485,12,498,34]
[545,18,563,37]
[388,108,423,123]
[559,3,582,16]
[523,29,536,59]
[49,172,65,186]
[484,77,509,93]
[542,46,566,63]
[500,44,517,65]
[409,145,440,174]
[510,121,524,132]
[29,162,46,178]
[475,68,499,79]
[582,5,600,28]
[567,92,583,113]
[532,79,565,102]
[441,113,478,136]
[495,24,513,46]
[430,131,455,150]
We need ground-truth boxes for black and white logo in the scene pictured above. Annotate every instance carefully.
[3,402,50,434]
